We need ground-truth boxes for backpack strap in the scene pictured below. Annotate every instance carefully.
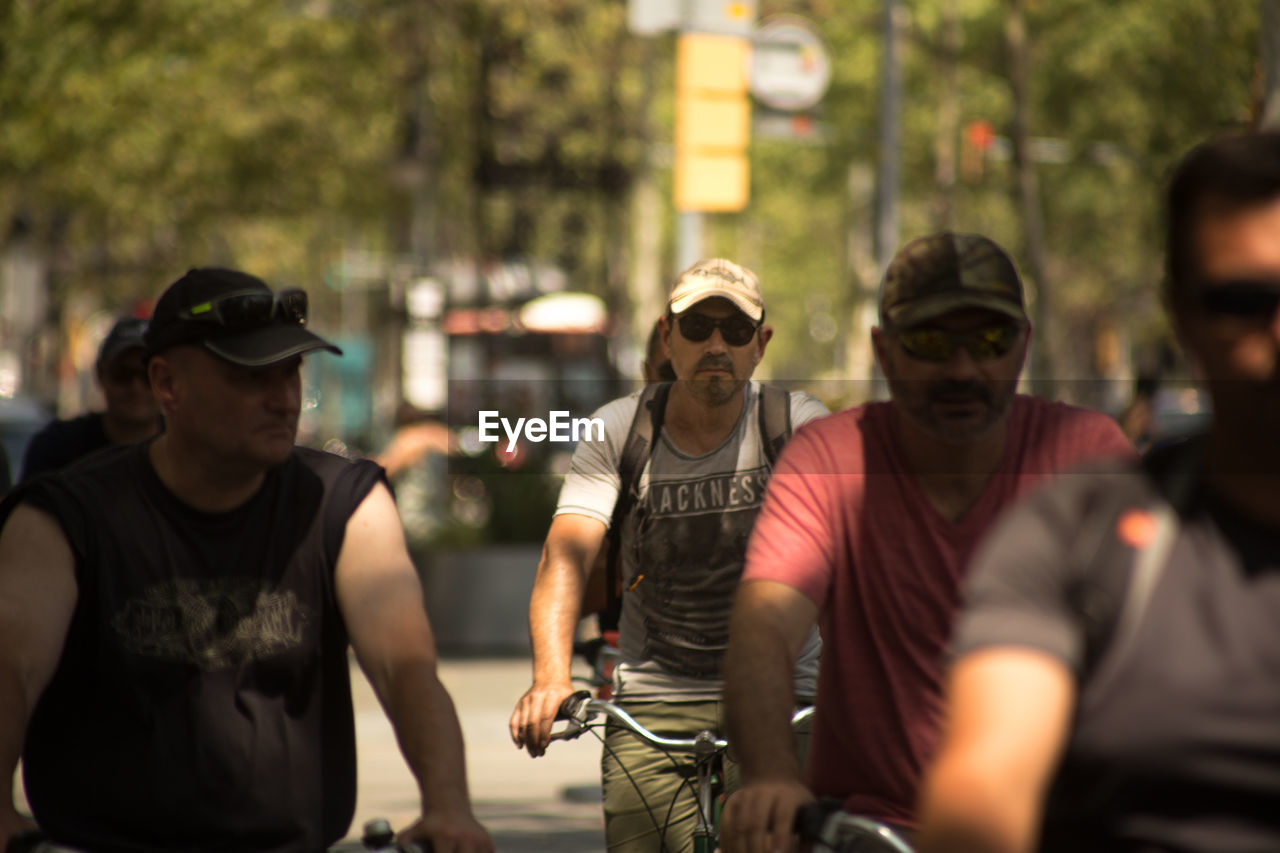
[603,382,671,619]
[757,383,793,468]
[1074,437,1205,681]
[603,382,792,618]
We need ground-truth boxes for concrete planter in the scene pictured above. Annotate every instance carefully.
[415,545,541,655]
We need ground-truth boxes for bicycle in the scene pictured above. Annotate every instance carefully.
[4,818,432,853]
[552,688,755,852]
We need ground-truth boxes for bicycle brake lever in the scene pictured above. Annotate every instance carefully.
[556,690,592,721]
[549,690,593,740]
[794,797,843,847]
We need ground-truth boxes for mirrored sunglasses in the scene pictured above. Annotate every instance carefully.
[895,323,1022,363]
[178,288,309,329]
[676,313,759,347]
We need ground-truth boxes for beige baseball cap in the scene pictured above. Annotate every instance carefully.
[667,258,764,322]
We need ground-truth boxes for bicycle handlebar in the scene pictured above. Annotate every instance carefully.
[551,690,815,754]
[360,818,432,853]
[549,694,907,851]
[794,799,914,853]
[552,690,725,752]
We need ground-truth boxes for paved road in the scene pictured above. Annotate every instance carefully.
[348,655,606,852]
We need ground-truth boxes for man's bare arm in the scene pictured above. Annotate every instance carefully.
[915,647,1075,853]
[508,513,606,757]
[719,579,818,853]
[0,505,78,847]
[336,483,492,852]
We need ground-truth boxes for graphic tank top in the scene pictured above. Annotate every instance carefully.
[12,443,383,852]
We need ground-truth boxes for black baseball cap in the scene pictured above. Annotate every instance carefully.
[144,268,342,367]
[878,232,1028,328]
[96,317,149,367]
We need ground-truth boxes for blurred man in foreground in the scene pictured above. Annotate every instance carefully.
[918,131,1280,853]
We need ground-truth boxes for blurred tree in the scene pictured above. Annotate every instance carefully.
[0,0,398,284]
[0,0,1262,411]
[0,0,400,400]
[739,0,1257,401]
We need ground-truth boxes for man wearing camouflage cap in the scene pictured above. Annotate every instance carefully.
[719,232,1134,852]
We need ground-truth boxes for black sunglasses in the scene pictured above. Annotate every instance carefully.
[178,288,309,329]
[103,362,149,386]
[676,312,760,347]
[893,322,1023,363]
[1199,279,1280,318]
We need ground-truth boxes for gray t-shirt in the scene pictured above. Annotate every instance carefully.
[953,462,1280,852]
[557,381,829,700]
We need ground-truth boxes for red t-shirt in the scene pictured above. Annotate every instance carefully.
[743,395,1134,826]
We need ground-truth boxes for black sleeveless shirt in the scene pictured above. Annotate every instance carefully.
[9,442,384,852]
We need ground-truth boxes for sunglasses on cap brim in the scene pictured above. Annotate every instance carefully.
[676,312,760,347]
[178,289,309,329]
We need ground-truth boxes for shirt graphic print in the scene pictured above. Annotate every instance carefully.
[111,577,314,670]
[632,464,770,678]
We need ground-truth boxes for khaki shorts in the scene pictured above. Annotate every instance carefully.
[600,699,811,853]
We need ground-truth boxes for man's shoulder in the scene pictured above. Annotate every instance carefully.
[1014,394,1121,429]
[763,401,887,479]
[596,388,645,423]
[291,445,385,481]
[28,412,104,447]
[1012,395,1133,457]
[757,384,830,427]
[790,399,883,440]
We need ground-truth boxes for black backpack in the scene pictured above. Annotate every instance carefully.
[599,382,793,628]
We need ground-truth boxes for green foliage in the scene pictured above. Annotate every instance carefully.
[0,0,1263,388]
[1,0,397,300]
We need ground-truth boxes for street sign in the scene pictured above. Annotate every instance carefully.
[749,16,832,112]
[627,0,755,36]
[753,107,830,143]
[627,0,680,35]
[686,0,757,36]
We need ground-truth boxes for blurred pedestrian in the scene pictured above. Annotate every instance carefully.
[20,317,162,481]
[1117,373,1159,451]
[582,317,676,635]
[642,317,675,384]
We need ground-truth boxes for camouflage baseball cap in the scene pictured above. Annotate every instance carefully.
[878,232,1027,328]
